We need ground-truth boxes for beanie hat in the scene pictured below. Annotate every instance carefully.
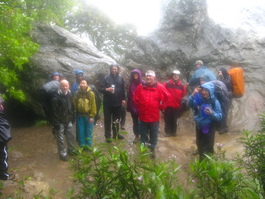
[172,70,181,75]
[75,70,84,76]
[194,60,204,66]
[51,72,60,77]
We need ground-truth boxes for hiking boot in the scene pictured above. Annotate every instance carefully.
[0,173,15,181]
[133,135,140,143]
[150,147,156,159]
[106,139,112,143]
[192,149,199,156]
[60,155,68,161]
[113,134,124,140]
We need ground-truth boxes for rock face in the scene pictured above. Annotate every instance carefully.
[122,0,265,132]
[19,24,121,119]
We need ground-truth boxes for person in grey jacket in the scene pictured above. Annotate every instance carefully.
[51,80,76,161]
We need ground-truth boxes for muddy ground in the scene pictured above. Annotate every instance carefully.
[1,112,245,198]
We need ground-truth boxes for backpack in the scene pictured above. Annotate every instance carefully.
[39,80,60,123]
[75,85,101,124]
[210,80,231,132]
[228,68,244,97]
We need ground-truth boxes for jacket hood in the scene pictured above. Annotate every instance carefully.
[200,74,212,83]
[130,69,142,83]
[201,82,215,99]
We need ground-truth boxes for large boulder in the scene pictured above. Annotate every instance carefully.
[122,0,265,132]
[13,24,123,122]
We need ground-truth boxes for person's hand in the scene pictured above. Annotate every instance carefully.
[106,87,114,93]
[89,118,94,123]
[204,107,213,115]
[192,86,201,96]
[122,100,126,107]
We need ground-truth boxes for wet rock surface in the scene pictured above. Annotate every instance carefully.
[2,113,244,198]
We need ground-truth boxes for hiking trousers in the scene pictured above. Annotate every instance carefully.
[76,115,94,147]
[54,122,76,158]
[0,143,9,180]
[139,120,159,149]
[103,105,121,139]
[164,107,181,136]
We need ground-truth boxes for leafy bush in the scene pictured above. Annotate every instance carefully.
[240,112,265,194]
[71,144,191,199]
[190,155,262,199]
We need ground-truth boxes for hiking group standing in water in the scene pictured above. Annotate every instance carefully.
[39,60,244,161]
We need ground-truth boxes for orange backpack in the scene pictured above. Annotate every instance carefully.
[228,68,245,97]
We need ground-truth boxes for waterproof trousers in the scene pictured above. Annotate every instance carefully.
[131,113,140,136]
[196,123,216,161]
[103,105,121,139]
[76,115,94,147]
[164,107,181,136]
[0,143,9,180]
[139,120,159,149]
[54,122,76,158]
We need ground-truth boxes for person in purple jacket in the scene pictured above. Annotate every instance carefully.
[127,69,144,143]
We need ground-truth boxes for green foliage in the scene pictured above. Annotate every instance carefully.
[240,112,265,194]
[190,155,262,199]
[0,0,77,101]
[65,4,137,59]
[71,144,190,199]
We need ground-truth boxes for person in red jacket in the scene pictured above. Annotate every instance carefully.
[163,70,187,137]
[133,70,172,158]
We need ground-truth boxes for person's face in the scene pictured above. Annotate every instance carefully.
[132,73,139,80]
[60,80,69,94]
[145,75,155,85]
[172,74,180,81]
[111,66,118,75]
[53,75,60,81]
[195,64,201,68]
[77,74,83,82]
[200,88,210,99]
[79,80,88,91]
[199,78,206,85]
[218,71,223,76]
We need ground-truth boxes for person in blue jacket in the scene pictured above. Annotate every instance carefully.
[71,70,84,96]
[188,60,216,88]
[188,82,222,160]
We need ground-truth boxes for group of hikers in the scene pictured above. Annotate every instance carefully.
[0,59,244,182]
[39,60,244,161]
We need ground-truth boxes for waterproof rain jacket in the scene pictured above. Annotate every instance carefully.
[163,79,186,108]
[127,69,144,115]
[74,86,96,117]
[188,82,222,129]
[133,82,172,122]
[99,71,126,106]
[189,66,216,87]
[51,90,75,127]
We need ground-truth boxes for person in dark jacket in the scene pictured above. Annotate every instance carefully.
[51,80,76,161]
[99,64,126,143]
[163,70,187,137]
[134,70,172,158]
[71,70,84,96]
[218,68,233,98]
[0,98,14,180]
[188,82,222,160]
[127,69,144,143]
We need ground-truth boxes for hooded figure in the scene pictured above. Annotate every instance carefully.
[218,68,233,97]
[188,82,222,160]
[188,60,216,88]
[127,69,144,143]
[71,70,84,96]
[99,64,126,142]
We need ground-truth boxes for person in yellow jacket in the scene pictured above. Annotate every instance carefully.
[74,78,97,148]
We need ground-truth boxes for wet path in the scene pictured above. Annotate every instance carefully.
[2,113,244,198]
